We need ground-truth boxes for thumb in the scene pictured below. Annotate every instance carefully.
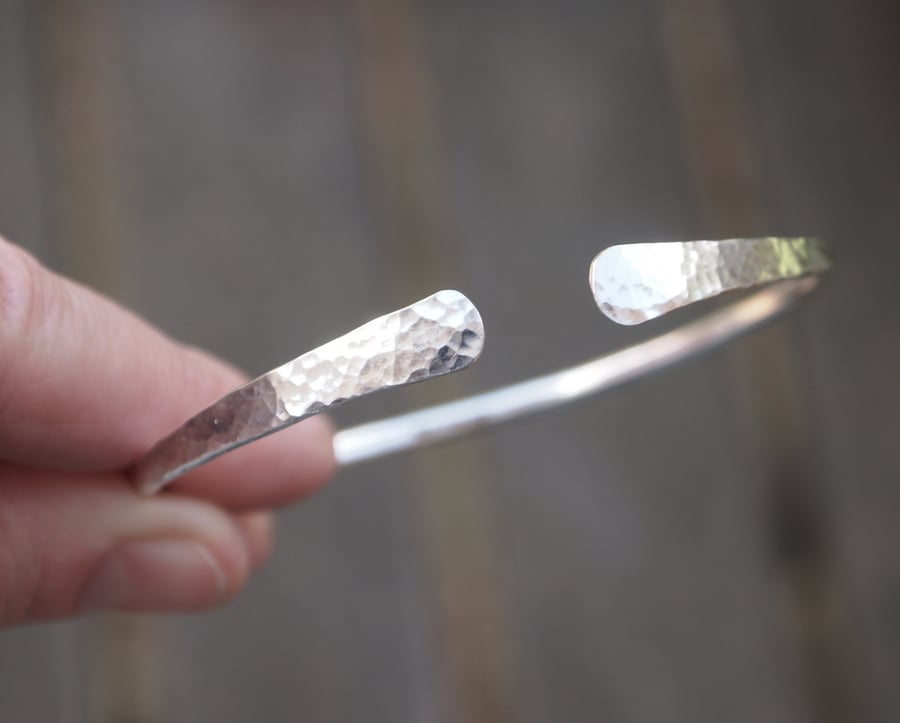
[0,467,271,626]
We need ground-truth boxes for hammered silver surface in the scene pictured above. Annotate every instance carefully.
[134,290,484,493]
[590,237,831,325]
[335,237,829,466]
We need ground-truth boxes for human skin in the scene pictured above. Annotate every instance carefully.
[0,236,335,627]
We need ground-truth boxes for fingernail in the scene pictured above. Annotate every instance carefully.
[78,539,228,613]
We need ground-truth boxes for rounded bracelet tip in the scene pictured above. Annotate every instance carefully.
[589,237,829,326]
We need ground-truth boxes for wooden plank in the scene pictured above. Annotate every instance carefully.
[660,1,838,720]
[0,1,87,721]
[108,3,438,721]
[729,2,900,721]
[0,0,48,254]
[417,1,809,721]
[352,2,517,720]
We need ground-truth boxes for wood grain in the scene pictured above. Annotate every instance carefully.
[0,1,896,721]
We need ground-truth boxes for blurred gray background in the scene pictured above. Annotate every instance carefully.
[1,0,899,721]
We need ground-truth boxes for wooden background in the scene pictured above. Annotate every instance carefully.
[1,1,899,721]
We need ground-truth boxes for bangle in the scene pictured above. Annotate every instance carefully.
[132,237,831,495]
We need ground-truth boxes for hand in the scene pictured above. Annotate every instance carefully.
[0,237,335,627]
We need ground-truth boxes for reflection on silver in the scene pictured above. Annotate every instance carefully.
[590,237,830,324]
[133,290,484,494]
[333,238,830,466]
[135,238,830,493]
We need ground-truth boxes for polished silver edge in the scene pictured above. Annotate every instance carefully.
[132,290,484,494]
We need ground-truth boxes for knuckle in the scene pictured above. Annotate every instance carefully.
[0,238,43,345]
[0,240,46,416]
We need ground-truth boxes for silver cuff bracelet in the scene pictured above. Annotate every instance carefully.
[132,237,831,494]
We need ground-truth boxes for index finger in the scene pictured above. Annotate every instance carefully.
[0,237,334,507]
